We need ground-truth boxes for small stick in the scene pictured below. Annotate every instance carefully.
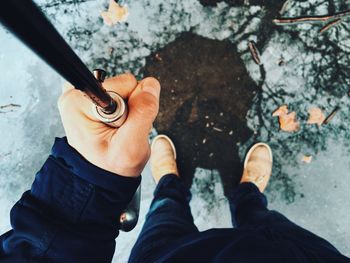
[273,9,350,25]
[279,0,291,15]
[323,106,339,125]
[213,127,223,132]
[320,18,341,33]
[0,103,21,109]
[248,41,261,65]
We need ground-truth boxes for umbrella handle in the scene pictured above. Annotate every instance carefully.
[119,185,141,232]
[92,69,128,128]
[93,69,140,232]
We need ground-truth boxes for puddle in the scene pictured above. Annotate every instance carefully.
[1,0,350,259]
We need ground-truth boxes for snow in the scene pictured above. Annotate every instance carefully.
[1,0,350,261]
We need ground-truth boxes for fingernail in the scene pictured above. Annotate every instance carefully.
[142,79,160,97]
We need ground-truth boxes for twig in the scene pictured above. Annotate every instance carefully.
[0,103,21,113]
[273,9,350,25]
[279,0,291,15]
[248,41,261,65]
[323,106,339,125]
[320,18,341,33]
[0,103,21,109]
[213,127,223,132]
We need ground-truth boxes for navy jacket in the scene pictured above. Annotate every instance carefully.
[0,138,140,262]
[0,138,349,263]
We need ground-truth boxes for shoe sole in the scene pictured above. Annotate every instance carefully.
[151,134,177,160]
[243,142,273,168]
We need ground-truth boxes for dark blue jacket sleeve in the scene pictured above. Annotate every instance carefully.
[0,137,141,263]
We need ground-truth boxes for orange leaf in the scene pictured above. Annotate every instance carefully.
[302,155,313,163]
[272,105,299,132]
[307,107,325,126]
[279,111,300,132]
[272,104,288,117]
[101,0,129,26]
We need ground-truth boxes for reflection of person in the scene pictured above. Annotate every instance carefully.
[0,74,348,263]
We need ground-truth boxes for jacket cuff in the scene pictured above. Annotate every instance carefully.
[51,137,141,194]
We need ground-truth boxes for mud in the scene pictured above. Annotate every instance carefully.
[143,33,259,195]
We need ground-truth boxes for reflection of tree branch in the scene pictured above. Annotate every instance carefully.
[273,9,350,25]
[238,1,350,203]
[320,19,341,33]
[263,83,283,105]
[42,0,92,9]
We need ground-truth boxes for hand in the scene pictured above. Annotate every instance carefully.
[58,73,161,177]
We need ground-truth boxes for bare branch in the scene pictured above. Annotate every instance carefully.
[320,18,342,33]
[273,9,350,25]
[248,41,261,65]
[323,106,339,125]
[0,103,21,109]
[279,0,291,15]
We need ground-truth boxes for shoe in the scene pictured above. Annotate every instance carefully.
[240,143,273,192]
[150,135,179,183]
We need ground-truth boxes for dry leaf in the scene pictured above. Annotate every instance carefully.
[101,0,129,26]
[279,111,300,132]
[272,105,300,132]
[272,105,288,117]
[307,107,325,126]
[302,155,313,163]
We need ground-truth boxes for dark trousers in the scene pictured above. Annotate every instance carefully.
[129,174,341,262]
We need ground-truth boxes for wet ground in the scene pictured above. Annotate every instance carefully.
[145,32,258,194]
[1,0,350,261]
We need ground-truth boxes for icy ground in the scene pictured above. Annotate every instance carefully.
[1,0,350,261]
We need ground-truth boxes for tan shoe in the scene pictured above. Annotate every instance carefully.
[240,143,273,193]
[150,135,179,183]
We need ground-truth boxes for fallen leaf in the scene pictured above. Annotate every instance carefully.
[272,104,288,117]
[302,155,312,163]
[279,111,300,132]
[101,0,129,26]
[272,105,300,132]
[307,107,325,126]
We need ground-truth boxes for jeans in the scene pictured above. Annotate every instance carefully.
[129,174,341,262]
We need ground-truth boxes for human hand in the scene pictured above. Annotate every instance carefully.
[58,73,160,177]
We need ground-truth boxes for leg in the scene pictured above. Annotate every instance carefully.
[229,143,275,227]
[229,182,290,228]
[229,143,341,255]
[229,182,341,254]
[129,136,198,263]
[129,174,197,263]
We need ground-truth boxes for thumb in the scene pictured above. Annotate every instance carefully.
[123,77,161,135]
